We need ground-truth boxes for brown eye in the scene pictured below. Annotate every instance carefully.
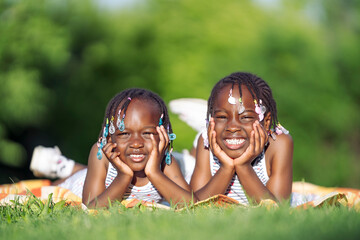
[215,115,227,120]
[240,115,256,123]
[143,131,156,139]
[241,116,254,119]
[117,132,129,138]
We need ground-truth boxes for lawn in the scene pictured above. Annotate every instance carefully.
[1,195,359,240]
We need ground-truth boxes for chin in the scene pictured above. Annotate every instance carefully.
[227,152,245,159]
[222,148,247,159]
[130,165,146,173]
[218,138,249,159]
[126,160,147,172]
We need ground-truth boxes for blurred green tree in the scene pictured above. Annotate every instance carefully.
[0,0,358,188]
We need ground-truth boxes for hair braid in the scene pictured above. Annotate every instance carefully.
[207,72,279,130]
[98,88,174,142]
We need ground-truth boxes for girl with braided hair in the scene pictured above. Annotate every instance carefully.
[81,88,194,208]
[31,88,194,208]
[190,72,293,205]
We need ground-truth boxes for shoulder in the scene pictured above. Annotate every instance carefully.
[89,143,98,155]
[88,143,100,163]
[265,133,293,169]
[163,156,180,173]
[270,133,293,150]
[88,142,109,171]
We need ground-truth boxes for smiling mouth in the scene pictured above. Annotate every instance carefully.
[224,138,245,150]
[129,154,145,162]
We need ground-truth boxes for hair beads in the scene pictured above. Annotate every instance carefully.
[117,112,125,132]
[228,89,236,104]
[97,88,176,162]
[165,148,173,165]
[164,125,177,165]
[169,133,176,141]
[208,72,280,132]
[97,118,109,160]
[275,123,289,135]
[227,88,246,114]
[254,99,266,121]
[203,117,210,148]
[238,97,245,114]
[109,116,115,135]
[159,114,164,126]
[97,139,103,160]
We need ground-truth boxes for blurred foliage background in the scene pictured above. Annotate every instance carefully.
[0,0,359,188]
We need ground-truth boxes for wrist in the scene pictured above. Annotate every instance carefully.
[234,163,253,174]
[219,164,235,175]
[145,167,162,181]
[144,164,161,177]
[117,170,134,179]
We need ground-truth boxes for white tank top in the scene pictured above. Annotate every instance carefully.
[105,163,163,203]
[210,151,269,205]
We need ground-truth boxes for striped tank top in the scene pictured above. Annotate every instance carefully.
[105,163,163,203]
[210,151,269,205]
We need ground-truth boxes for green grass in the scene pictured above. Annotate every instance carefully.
[1,195,359,240]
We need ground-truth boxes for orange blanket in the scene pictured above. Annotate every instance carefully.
[292,181,360,210]
[0,180,359,211]
[0,179,168,210]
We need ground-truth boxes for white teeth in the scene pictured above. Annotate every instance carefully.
[225,139,244,145]
[130,154,144,158]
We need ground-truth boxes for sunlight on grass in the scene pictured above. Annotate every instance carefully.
[1,195,359,240]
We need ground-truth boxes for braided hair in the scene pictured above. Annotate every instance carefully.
[207,72,278,130]
[98,88,173,139]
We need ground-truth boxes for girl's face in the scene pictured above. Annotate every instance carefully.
[212,84,267,159]
[111,99,161,172]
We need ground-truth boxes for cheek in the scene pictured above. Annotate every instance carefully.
[115,144,126,154]
[243,124,254,135]
[112,138,126,152]
[112,136,124,145]
[214,120,226,133]
[143,138,156,150]
[213,123,226,143]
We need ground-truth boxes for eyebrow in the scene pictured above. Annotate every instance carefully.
[213,109,257,116]
[214,109,227,113]
[114,125,156,132]
[143,126,157,129]
[239,110,256,114]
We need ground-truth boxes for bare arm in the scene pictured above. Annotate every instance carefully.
[82,143,133,208]
[190,130,235,201]
[235,132,293,203]
[145,126,197,206]
[190,136,212,192]
[148,157,197,206]
[264,133,293,200]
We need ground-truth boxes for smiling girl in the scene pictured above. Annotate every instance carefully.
[82,88,194,208]
[190,72,293,205]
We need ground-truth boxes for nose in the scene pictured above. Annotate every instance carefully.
[130,134,144,149]
[225,117,241,133]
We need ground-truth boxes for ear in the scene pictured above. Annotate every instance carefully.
[263,112,271,131]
